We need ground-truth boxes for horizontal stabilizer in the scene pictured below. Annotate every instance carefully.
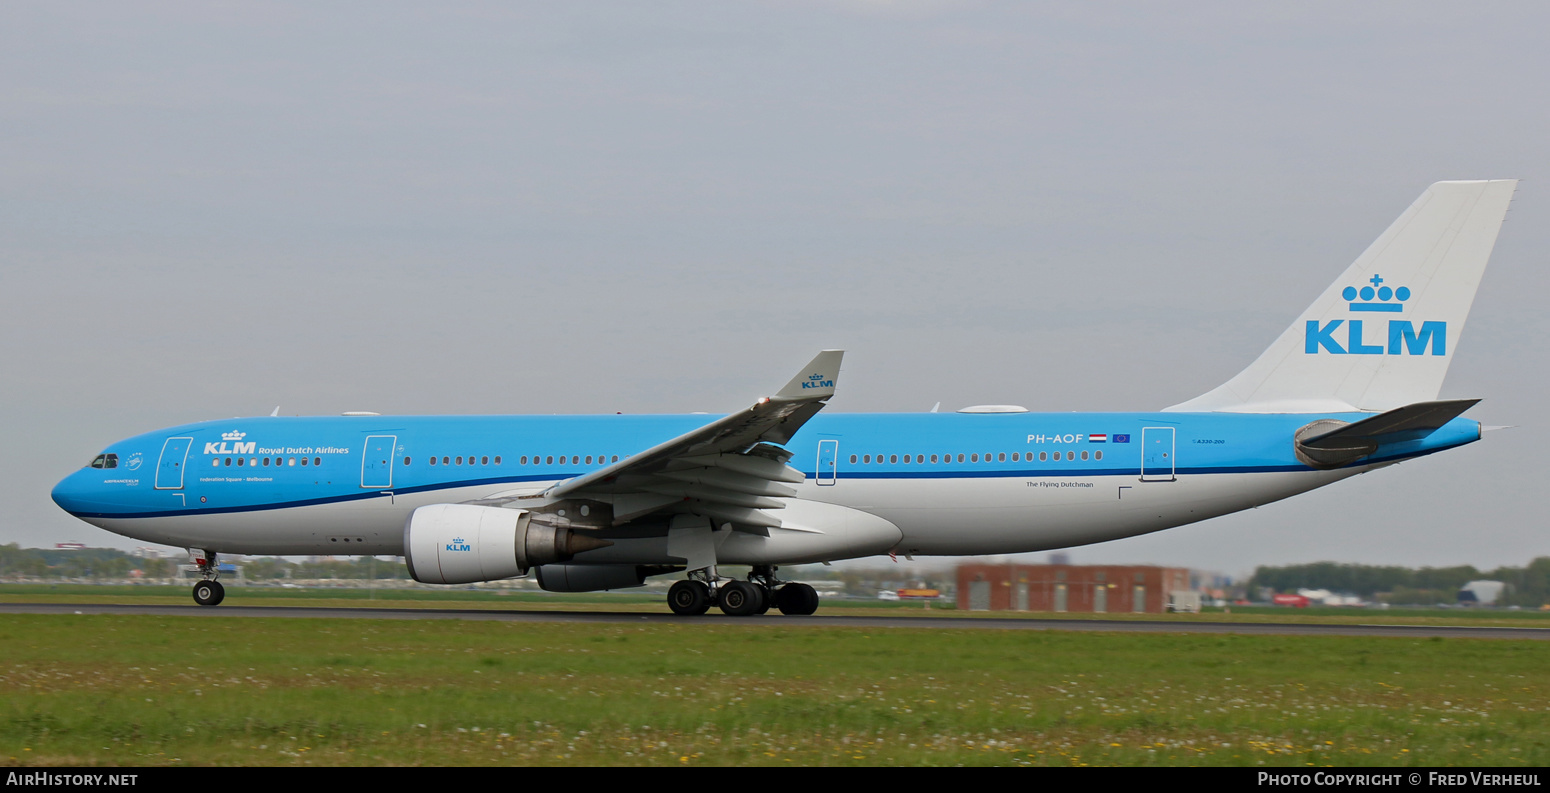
[1301,399,1480,449]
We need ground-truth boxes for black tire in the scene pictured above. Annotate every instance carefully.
[667,580,711,616]
[777,583,819,616]
[754,586,772,615]
[192,580,225,607]
[718,581,763,617]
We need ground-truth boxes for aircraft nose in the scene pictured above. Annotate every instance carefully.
[51,470,97,516]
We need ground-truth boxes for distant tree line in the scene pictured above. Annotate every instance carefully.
[1248,557,1550,606]
[0,544,410,581]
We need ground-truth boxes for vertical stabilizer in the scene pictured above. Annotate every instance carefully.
[1166,180,1516,413]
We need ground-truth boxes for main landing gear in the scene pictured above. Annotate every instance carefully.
[666,565,819,617]
[191,551,225,606]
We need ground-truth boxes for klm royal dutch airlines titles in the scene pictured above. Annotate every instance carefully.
[53,181,1516,614]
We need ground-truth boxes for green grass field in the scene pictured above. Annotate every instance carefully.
[1,607,1547,766]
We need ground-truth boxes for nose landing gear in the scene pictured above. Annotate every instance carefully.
[190,550,225,606]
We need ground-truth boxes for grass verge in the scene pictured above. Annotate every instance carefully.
[1,614,1546,766]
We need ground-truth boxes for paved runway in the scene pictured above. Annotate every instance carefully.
[2,602,1547,640]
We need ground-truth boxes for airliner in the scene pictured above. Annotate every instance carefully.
[51,180,1516,615]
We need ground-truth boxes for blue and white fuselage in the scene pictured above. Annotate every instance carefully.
[47,180,1519,610]
[52,410,1480,558]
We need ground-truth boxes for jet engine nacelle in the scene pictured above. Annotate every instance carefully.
[403,503,612,585]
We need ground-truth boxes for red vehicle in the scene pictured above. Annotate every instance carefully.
[1272,594,1310,608]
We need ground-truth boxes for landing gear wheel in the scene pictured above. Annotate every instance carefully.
[755,586,772,615]
[192,580,225,607]
[667,580,711,616]
[718,581,764,617]
[776,583,819,616]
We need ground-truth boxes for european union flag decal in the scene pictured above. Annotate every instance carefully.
[1112,434,1131,443]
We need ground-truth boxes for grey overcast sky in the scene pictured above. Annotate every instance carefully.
[3,2,1547,578]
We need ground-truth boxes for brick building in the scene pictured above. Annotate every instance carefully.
[956,564,1192,613]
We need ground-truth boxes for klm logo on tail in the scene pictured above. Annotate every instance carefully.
[1306,275,1444,356]
[1344,274,1411,312]
[801,372,835,389]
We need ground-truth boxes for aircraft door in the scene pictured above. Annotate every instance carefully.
[816,439,838,486]
[154,437,193,490]
[361,435,397,489]
[1140,427,1176,482]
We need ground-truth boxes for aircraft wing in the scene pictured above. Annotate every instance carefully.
[522,350,843,530]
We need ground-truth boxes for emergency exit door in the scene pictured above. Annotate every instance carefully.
[1141,427,1176,482]
[361,435,397,488]
[816,440,838,486]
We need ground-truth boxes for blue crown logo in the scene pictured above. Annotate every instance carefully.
[1343,275,1410,313]
[809,373,824,380]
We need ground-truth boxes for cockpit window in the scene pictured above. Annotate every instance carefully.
[88,454,106,469]
[87,454,118,469]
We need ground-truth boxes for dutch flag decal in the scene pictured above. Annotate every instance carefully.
[1089,434,1108,443]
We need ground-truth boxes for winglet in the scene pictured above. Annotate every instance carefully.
[775,350,844,401]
